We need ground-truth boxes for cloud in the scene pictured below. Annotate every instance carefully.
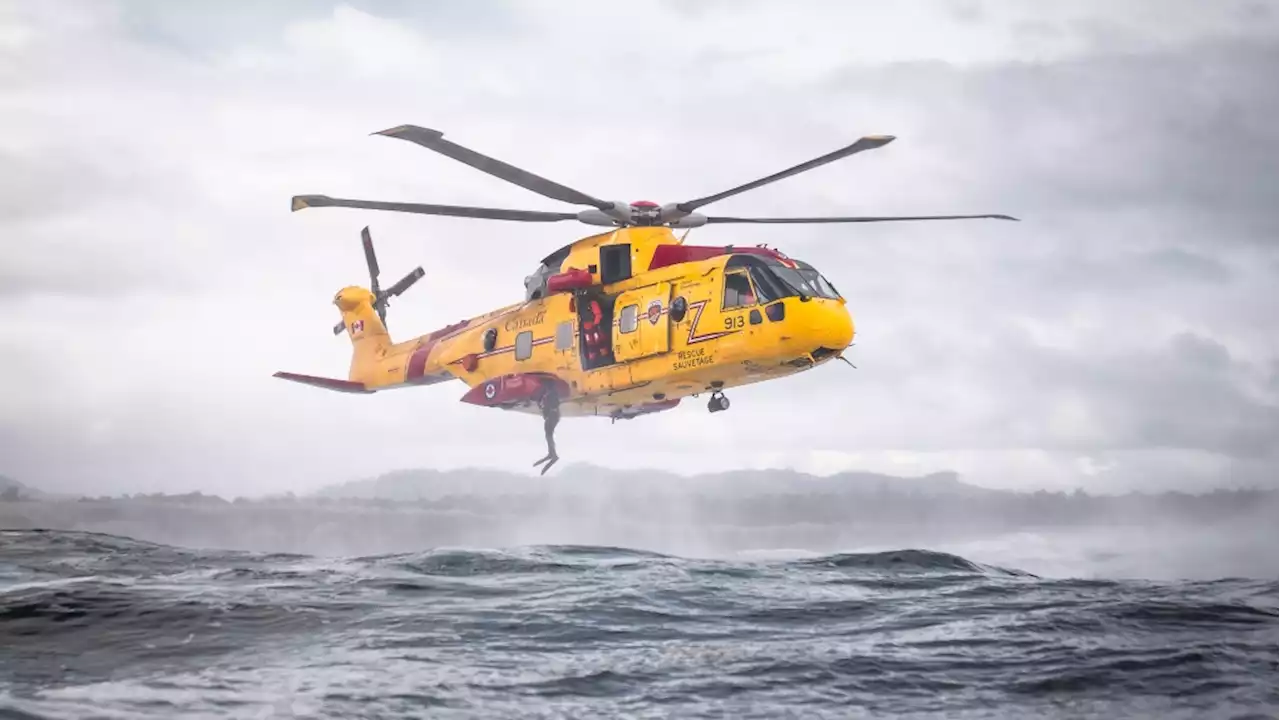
[0,0,1274,498]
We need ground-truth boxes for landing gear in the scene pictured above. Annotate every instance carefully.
[707,391,730,413]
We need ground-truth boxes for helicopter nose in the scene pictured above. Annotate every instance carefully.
[814,300,854,352]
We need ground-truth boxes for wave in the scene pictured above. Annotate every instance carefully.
[2,529,1035,579]
[793,548,1039,576]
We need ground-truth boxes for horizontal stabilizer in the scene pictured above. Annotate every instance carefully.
[273,371,373,394]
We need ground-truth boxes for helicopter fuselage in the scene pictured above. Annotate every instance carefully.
[320,226,854,419]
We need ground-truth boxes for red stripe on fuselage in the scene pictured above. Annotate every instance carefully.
[406,319,472,382]
[451,334,557,365]
[685,299,737,345]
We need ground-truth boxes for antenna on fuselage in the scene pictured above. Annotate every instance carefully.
[838,342,857,369]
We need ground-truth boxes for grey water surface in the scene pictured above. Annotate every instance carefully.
[0,529,1275,719]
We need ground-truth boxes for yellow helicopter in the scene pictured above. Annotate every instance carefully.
[276,125,1017,473]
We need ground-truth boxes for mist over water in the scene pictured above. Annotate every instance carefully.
[3,466,1274,581]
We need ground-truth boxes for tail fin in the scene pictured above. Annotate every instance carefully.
[334,286,392,381]
[275,226,424,392]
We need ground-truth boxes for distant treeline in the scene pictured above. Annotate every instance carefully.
[0,466,1273,559]
[7,465,1277,522]
[33,483,1275,529]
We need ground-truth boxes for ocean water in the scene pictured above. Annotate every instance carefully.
[0,529,1275,719]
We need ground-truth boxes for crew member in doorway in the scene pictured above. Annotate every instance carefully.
[583,295,605,366]
[532,380,561,475]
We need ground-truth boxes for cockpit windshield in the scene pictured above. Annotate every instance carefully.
[769,264,841,300]
[726,254,844,302]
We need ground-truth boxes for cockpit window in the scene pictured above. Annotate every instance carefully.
[808,270,841,299]
[793,261,842,299]
[747,265,786,303]
[769,265,842,300]
[722,269,757,309]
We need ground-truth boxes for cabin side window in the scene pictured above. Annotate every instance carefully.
[555,320,573,350]
[619,304,638,333]
[747,266,785,303]
[515,330,533,360]
[722,269,757,310]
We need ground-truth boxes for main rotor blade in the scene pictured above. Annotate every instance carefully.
[704,213,1020,224]
[676,135,897,214]
[292,195,579,222]
[374,125,615,212]
[361,226,381,297]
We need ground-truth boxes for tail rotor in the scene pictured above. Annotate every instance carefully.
[332,226,425,335]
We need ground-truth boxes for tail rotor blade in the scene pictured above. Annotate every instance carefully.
[384,267,425,298]
[361,226,381,297]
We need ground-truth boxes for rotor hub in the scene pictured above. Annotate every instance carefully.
[628,200,663,226]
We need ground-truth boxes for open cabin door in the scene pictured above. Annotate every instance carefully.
[612,281,672,363]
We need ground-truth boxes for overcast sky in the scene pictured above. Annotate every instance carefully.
[1,0,1275,498]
